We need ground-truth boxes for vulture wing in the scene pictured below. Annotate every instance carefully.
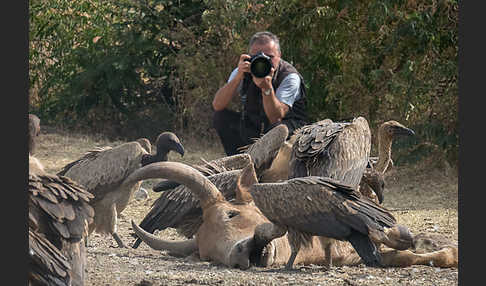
[29,229,71,286]
[57,142,147,201]
[133,169,241,248]
[249,176,396,239]
[289,117,371,188]
[153,153,251,192]
[243,124,289,176]
[29,172,95,243]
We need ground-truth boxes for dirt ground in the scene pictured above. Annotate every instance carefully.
[33,127,459,286]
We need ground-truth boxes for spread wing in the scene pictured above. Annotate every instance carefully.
[57,142,147,201]
[243,124,289,176]
[134,169,241,246]
[153,153,251,192]
[249,176,395,239]
[29,229,71,286]
[289,117,371,188]
[29,172,95,244]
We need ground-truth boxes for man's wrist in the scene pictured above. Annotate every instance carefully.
[262,87,273,96]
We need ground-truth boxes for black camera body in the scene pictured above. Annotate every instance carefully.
[245,52,273,78]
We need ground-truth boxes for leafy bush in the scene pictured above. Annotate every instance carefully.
[29,0,458,165]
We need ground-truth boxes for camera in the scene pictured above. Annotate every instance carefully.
[245,52,273,78]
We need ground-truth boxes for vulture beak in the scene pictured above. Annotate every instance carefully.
[393,126,415,137]
[375,188,384,205]
[172,141,185,157]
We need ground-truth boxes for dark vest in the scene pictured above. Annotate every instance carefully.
[240,59,308,138]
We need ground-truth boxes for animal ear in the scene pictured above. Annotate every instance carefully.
[236,162,258,203]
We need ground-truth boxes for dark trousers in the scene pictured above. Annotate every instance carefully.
[213,109,305,156]
[213,109,255,156]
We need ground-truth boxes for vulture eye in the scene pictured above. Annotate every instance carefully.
[227,210,240,219]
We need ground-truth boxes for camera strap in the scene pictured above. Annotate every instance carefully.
[239,74,252,139]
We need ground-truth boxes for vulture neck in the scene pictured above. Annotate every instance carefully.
[142,152,168,166]
[375,131,393,174]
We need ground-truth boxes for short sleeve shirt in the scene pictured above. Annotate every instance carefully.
[228,68,301,107]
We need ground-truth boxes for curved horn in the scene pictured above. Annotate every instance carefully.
[131,220,197,257]
[236,162,258,204]
[123,161,224,209]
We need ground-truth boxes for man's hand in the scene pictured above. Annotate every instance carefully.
[252,67,275,93]
[236,54,252,80]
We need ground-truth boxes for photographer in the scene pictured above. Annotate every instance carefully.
[212,31,308,156]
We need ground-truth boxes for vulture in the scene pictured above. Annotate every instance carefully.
[132,153,251,249]
[132,124,289,249]
[29,114,41,155]
[359,120,415,204]
[262,117,390,269]
[29,228,71,286]
[29,156,95,286]
[57,132,184,248]
[289,117,371,187]
[242,168,413,270]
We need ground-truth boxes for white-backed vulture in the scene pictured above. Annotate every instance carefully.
[29,156,95,286]
[261,117,402,269]
[29,228,71,286]
[289,117,371,187]
[29,114,41,155]
[57,132,184,248]
[244,172,413,270]
[358,120,415,203]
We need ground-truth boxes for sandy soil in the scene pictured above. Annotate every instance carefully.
[33,127,459,286]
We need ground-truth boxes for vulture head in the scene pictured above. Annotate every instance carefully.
[360,168,385,204]
[141,132,185,166]
[375,120,415,174]
[379,120,415,139]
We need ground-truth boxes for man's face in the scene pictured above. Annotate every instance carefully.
[249,40,281,71]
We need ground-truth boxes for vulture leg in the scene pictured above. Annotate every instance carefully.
[112,232,126,248]
[285,231,301,270]
[285,249,299,270]
[325,243,332,269]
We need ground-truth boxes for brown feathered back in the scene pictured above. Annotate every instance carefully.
[29,161,95,286]
[29,229,71,286]
[289,117,371,188]
[57,141,148,202]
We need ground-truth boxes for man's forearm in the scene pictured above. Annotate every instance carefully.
[262,88,289,124]
[212,74,243,111]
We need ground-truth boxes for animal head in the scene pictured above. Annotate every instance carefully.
[378,120,415,147]
[128,160,286,269]
[141,132,185,166]
[360,168,385,204]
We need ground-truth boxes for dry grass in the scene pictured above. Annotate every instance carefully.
[32,126,459,286]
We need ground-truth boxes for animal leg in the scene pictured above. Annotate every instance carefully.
[112,232,127,248]
[379,247,458,268]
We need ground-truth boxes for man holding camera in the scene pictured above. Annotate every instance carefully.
[212,31,308,156]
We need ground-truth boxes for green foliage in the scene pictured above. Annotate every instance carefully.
[30,0,458,165]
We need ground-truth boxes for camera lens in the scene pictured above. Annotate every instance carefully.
[250,53,272,78]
